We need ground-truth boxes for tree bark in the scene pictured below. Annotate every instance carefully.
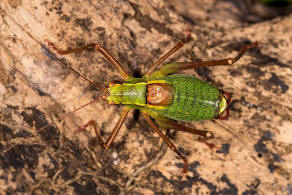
[0,0,291,194]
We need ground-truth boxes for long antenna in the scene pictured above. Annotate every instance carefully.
[34,95,106,134]
[67,96,106,115]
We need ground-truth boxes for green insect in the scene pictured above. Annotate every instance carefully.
[46,38,258,174]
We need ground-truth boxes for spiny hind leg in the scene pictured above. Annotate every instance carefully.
[153,114,218,149]
[145,111,214,138]
[149,41,259,78]
[146,111,217,149]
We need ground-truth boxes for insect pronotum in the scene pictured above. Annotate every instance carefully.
[45,37,258,174]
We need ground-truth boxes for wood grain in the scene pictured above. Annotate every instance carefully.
[0,0,291,194]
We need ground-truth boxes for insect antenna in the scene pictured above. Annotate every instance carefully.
[0,95,106,154]
[67,95,106,115]
[33,94,106,135]
[29,41,110,135]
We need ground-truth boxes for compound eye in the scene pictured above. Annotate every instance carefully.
[109,82,116,87]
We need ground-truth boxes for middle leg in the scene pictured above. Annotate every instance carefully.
[145,30,191,77]
[142,112,189,175]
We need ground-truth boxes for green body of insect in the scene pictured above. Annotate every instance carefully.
[47,39,257,174]
[108,73,227,122]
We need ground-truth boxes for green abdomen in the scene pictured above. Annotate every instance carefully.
[152,74,220,121]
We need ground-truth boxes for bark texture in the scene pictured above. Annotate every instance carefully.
[0,0,291,194]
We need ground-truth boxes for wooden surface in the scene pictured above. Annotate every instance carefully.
[0,0,291,194]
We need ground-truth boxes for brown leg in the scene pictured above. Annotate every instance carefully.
[150,41,259,77]
[142,113,189,175]
[145,29,191,77]
[46,40,130,80]
[145,112,214,138]
[160,118,214,139]
[178,42,259,69]
[78,108,129,149]
[145,41,186,77]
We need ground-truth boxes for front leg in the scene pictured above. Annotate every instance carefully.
[46,40,130,80]
[77,108,130,149]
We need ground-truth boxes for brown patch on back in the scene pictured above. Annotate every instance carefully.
[147,83,175,106]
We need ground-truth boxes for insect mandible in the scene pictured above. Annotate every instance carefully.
[46,37,258,175]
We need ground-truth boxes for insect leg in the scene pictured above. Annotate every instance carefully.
[145,31,191,77]
[153,115,214,139]
[155,116,217,149]
[145,111,214,138]
[46,40,130,80]
[142,112,189,175]
[78,108,130,149]
[150,41,259,77]
[145,41,186,77]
